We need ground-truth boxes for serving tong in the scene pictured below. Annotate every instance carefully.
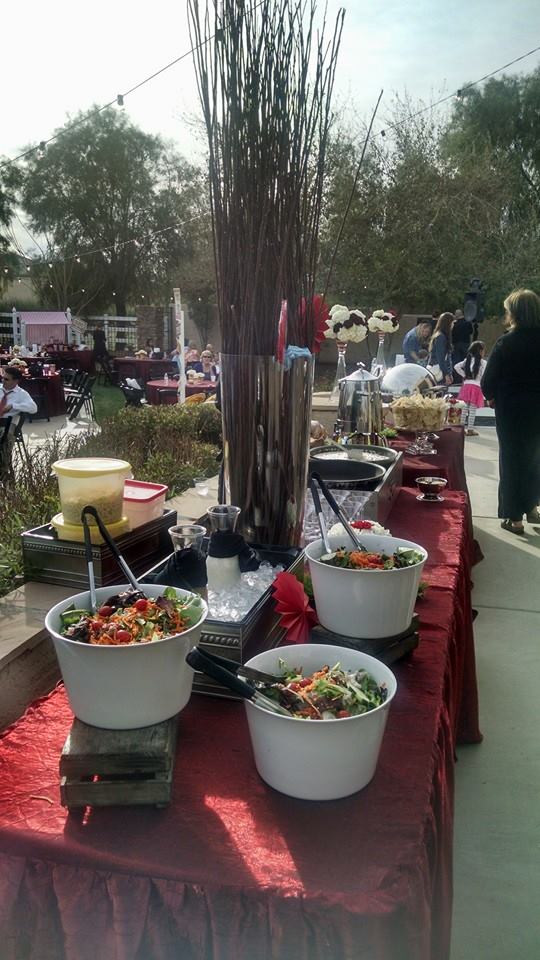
[185,647,294,717]
[309,472,367,554]
[81,505,202,617]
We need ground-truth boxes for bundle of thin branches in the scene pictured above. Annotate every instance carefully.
[188,0,344,355]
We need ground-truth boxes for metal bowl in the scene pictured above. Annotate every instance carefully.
[308,453,385,488]
[311,444,397,471]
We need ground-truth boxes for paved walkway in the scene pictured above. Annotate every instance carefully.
[452,428,540,958]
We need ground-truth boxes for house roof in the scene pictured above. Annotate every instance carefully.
[19,311,71,326]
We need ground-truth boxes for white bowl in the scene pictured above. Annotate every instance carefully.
[244,644,397,800]
[45,584,207,729]
[305,533,427,639]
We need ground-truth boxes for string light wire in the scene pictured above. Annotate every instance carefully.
[2,39,540,285]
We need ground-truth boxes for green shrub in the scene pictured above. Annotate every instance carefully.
[79,404,221,497]
[0,433,86,597]
[0,405,222,597]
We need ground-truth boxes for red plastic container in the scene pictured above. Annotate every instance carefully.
[123,479,168,529]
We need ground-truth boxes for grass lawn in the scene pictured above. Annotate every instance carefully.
[93,384,125,421]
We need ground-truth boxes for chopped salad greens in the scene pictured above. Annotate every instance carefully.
[261,659,387,720]
[59,587,202,645]
[319,546,424,570]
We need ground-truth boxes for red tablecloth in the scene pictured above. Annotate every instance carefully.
[145,379,217,404]
[25,375,66,418]
[392,427,467,491]
[114,358,176,384]
[0,490,480,960]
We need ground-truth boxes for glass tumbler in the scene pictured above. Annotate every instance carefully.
[168,523,206,554]
[207,504,241,533]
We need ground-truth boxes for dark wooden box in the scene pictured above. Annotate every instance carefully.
[22,510,177,589]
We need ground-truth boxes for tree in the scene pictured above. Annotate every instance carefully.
[444,70,540,309]
[17,109,209,315]
[0,166,21,297]
[319,94,518,316]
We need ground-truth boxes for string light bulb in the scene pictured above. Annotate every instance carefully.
[26,265,31,272]
[117,94,124,107]
[3,267,8,274]
[76,255,81,263]
[112,291,116,297]
[456,89,464,100]
[37,141,47,159]
[48,263,53,269]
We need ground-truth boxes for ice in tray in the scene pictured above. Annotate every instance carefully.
[303,489,371,545]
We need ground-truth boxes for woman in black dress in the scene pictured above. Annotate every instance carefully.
[481,289,540,535]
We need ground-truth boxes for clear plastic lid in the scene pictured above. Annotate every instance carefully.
[52,458,132,477]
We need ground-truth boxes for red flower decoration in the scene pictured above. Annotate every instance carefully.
[299,295,330,354]
[272,572,318,645]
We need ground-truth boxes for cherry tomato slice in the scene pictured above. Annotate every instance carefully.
[90,620,102,631]
[116,629,132,643]
[135,598,148,612]
[98,605,113,617]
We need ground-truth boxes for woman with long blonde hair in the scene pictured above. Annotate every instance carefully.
[482,288,540,534]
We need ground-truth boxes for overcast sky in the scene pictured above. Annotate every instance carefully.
[3,0,540,167]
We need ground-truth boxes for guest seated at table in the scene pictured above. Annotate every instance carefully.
[185,340,200,364]
[169,346,183,377]
[0,367,38,478]
[200,350,218,379]
[0,366,38,417]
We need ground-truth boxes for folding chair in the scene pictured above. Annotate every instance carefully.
[66,376,96,421]
[10,413,32,471]
[157,388,179,406]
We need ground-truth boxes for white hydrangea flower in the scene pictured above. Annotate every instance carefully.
[343,322,368,343]
[329,304,350,326]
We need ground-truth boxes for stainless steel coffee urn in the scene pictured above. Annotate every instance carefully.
[334,364,384,438]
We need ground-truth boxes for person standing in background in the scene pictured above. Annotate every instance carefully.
[428,312,454,385]
[402,321,433,364]
[91,324,109,361]
[454,340,486,436]
[481,288,540,535]
[452,308,474,379]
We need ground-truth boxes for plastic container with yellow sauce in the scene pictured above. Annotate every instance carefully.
[52,458,132,526]
[51,513,130,543]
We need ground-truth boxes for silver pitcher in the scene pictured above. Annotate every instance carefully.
[335,363,383,437]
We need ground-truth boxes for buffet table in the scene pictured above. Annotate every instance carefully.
[393,426,467,491]
[0,489,480,960]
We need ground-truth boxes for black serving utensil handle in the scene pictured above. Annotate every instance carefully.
[81,513,98,613]
[310,473,367,552]
[80,505,142,593]
[309,476,332,555]
[185,648,291,716]
[191,647,280,686]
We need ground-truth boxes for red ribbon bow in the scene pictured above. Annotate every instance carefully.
[272,572,318,645]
